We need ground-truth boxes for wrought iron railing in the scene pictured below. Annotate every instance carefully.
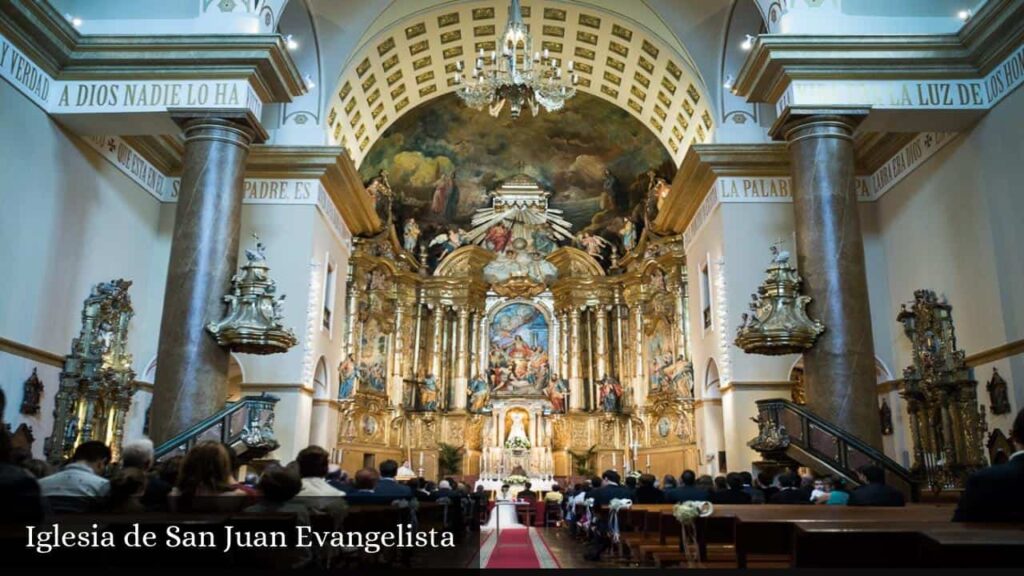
[153,393,280,461]
[751,398,920,502]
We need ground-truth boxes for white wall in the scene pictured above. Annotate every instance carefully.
[0,80,167,457]
[872,84,1024,441]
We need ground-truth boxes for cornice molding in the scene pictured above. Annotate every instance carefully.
[244,145,380,236]
[719,380,791,394]
[734,0,1024,103]
[654,143,790,234]
[0,0,305,103]
[0,336,63,367]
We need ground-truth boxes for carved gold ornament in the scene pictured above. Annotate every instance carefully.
[206,234,298,354]
[734,244,823,355]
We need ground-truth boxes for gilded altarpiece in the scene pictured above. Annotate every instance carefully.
[335,181,698,480]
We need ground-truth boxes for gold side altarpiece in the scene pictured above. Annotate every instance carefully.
[334,176,699,480]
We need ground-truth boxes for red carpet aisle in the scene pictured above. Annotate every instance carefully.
[476,528,561,569]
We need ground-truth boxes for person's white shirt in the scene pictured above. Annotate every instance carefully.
[39,462,110,501]
[298,477,345,497]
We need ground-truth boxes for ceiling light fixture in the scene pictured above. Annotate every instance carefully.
[304,75,316,90]
[285,34,298,50]
[723,74,734,90]
[957,9,973,21]
[453,0,577,119]
[741,34,755,51]
[65,13,83,28]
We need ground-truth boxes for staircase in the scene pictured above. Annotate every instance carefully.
[153,393,281,463]
[750,398,920,502]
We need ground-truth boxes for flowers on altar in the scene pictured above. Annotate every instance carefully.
[504,474,529,486]
[505,435,531,451]
[672,501,713,524]
[625,470,642,481]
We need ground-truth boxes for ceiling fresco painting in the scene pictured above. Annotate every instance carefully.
[359,92,675,269]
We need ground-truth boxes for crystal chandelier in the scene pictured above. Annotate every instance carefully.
[453,0,578,118]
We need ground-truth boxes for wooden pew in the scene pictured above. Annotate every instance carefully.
[713,504,956,568]
[792,521,1024,568]
[921,527,1024,567]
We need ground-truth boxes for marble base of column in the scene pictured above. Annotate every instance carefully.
[151,118,256,444]
[782,111,882,449]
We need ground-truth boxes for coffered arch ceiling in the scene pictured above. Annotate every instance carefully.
[324,0,715,168]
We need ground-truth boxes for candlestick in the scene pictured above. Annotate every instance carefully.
[419,452,424,468]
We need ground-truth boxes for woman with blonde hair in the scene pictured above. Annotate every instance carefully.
[173,441,246,511]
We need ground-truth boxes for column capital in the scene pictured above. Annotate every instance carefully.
[171,109,268,144]
[771,106,870,143]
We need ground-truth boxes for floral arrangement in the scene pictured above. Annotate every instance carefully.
[505,436,532,450]
[672,500,713,524]
[504,474,529,486]
[625,470,642,480]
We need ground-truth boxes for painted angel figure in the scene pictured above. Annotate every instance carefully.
[403,218,421,253]
[429,227,464,260]
[576,231,609,258]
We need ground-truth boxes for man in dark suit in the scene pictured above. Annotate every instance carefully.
[756,471,779,502]
[954,408,1024,522]
[590,469,633,505]
[584,470,633,561]
[374,459,413,499]
[712,472,753,504]
[633,474,664,503]
[769,473,811,504]
[848,465,905,507]
[664,469,711,503]
[518,481,537,501]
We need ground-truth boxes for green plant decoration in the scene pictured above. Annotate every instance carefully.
[437,442,464,477]
[568,445,597,478]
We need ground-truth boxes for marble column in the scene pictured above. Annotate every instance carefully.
[151,117,257,444]
[430,305,443,382]
[343,264,359,359]
[675,270,690,361]
[559,312,570,379]
[595,306,608,382]
[782,111,881,449]
[632,305,646,407]
[568,307,583,411]
[452,307,470,410]
[614,297,625,384]
[391,304,406,406]
[411,298,424,379]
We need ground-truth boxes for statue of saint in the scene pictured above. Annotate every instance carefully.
[419,374,438,411]
[506,411,530,447]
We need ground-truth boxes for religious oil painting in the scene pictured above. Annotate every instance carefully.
[647,317,676,393]
[359,92,674,265]
[358,318,388,393]
[488,302,550,396]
